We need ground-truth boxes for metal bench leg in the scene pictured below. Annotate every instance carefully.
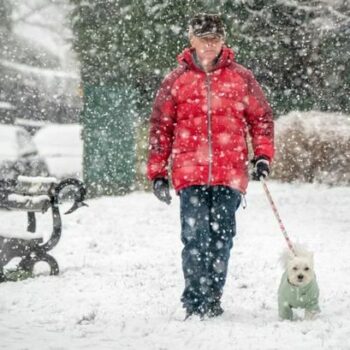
[0,267,5,282]
[27,212,36,233]
[19,252,59,276]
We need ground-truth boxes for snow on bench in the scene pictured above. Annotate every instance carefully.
[0,231,43,240]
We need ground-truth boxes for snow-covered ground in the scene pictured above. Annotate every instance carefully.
[1,181,350,349]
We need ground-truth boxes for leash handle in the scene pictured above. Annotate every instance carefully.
[260,178,296,256]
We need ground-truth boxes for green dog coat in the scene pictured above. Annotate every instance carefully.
[278,271,320,320]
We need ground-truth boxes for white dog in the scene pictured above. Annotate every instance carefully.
[278,245,320,321]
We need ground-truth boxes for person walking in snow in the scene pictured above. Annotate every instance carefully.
[147,13,274,319]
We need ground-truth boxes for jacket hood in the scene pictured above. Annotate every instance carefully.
[177,46,235,72]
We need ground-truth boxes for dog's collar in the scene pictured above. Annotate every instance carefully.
[287,277,299,287]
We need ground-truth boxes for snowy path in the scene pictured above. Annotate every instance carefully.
[1,181,350,350]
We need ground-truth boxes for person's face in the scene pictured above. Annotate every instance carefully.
[190,35,224,68]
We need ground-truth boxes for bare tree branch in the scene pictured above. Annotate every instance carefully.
[20,19,72,38]
[13,0,68,23]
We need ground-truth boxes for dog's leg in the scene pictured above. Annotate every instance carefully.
[279,303,293,321]
[305,309,319,320]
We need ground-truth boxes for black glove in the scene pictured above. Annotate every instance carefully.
[153,178,172,204]
[252,156,270,180]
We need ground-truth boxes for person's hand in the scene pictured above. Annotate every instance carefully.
[153,178,172,204]
[252,156,270,180]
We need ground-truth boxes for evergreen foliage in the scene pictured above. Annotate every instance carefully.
[70,0,350,193]
[71,0,350,117]
[0,0,11,31]
[229,0,350,115]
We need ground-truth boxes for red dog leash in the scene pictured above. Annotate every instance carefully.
[260,178,296,256]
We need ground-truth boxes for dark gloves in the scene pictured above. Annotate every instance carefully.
[153,178,172,204]
[252,156,270,180]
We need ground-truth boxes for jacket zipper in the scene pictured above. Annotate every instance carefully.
[205,73,212,184]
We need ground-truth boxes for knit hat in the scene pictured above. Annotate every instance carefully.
[189,13,225,38]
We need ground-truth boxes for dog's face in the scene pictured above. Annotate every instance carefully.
[287,255,315,287]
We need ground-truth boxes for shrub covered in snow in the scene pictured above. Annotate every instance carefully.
[271,111,350,185]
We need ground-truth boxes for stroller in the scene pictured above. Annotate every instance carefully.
[0,176,87,282]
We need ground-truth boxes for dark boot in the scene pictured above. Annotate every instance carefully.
[184,303,207,320]
[206,302,224,318]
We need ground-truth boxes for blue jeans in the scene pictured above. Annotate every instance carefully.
[179,185,241,312]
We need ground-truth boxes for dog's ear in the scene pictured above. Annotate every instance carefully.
[280,248,294,269]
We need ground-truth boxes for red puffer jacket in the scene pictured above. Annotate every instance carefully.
[147,46,274,193]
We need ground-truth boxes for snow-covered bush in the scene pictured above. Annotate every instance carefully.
[271,111,350,185]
